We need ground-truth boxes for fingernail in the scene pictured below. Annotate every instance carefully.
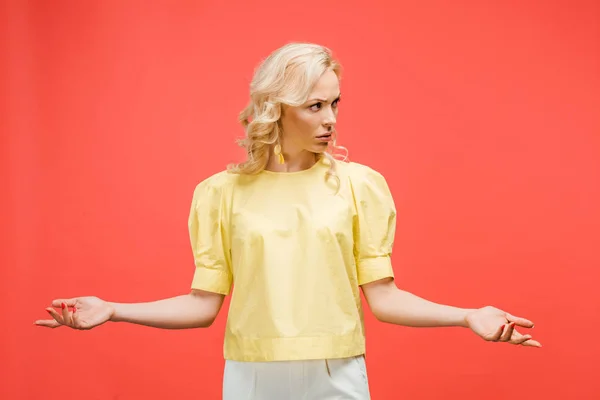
[46,309,52,314]
[73,307,76,314]
[61,303,66,310]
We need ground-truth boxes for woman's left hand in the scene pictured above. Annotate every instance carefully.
[465,306,542,347]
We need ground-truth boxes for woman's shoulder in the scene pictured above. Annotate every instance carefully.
[336,160,394,200]
[192,169,240,197]
[336,159,387,181]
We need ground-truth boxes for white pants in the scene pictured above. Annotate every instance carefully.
[223,355,371,400]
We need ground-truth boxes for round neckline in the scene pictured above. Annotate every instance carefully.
[261,156,327,176]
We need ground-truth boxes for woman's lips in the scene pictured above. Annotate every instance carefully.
[316,133,332,142]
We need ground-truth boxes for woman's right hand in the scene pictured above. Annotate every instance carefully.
[35,296,114,330]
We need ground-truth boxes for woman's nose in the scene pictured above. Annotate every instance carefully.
[323,108,336,126]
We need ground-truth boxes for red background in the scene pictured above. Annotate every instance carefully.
[2,1,599,399]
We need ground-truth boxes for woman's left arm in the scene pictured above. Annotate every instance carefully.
[361,277,541,347]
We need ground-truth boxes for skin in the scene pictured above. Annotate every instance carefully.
[35,68,541,349]
[265,68,341,173]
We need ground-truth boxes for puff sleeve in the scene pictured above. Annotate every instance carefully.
[187,175,233,295]
[351,166,397,285]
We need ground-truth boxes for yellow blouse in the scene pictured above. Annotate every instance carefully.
[187,157,396,362]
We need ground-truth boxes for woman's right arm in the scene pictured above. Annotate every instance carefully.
[35,289,225,330]
[110,290,225,329]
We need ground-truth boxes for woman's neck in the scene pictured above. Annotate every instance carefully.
[265,149,318,173]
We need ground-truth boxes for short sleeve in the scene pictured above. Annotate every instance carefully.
[351,166,397,285]
[187,175,233,295]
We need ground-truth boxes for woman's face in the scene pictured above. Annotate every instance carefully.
[279,68,341,156]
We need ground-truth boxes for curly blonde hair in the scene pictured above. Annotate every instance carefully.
[227,42,348,183]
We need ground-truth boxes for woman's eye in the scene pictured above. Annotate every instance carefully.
[309,98,340,111]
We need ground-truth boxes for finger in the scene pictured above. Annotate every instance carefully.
[46,308,64,325]
[72,307,82,329]
[61,302,72,326]
[520,339,542,348]
[508,328,541,347]
[506,313,534,328]
[501,322,516,341]
[489,324,505,341]
[34,319,62,328]
[510,331,533,345]
[51,298,78,308]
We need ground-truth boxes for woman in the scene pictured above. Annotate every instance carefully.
[35,42,541,399]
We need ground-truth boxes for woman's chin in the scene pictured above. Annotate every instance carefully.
[310,144,330,154]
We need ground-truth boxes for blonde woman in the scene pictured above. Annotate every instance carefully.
[35,42,541,399]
